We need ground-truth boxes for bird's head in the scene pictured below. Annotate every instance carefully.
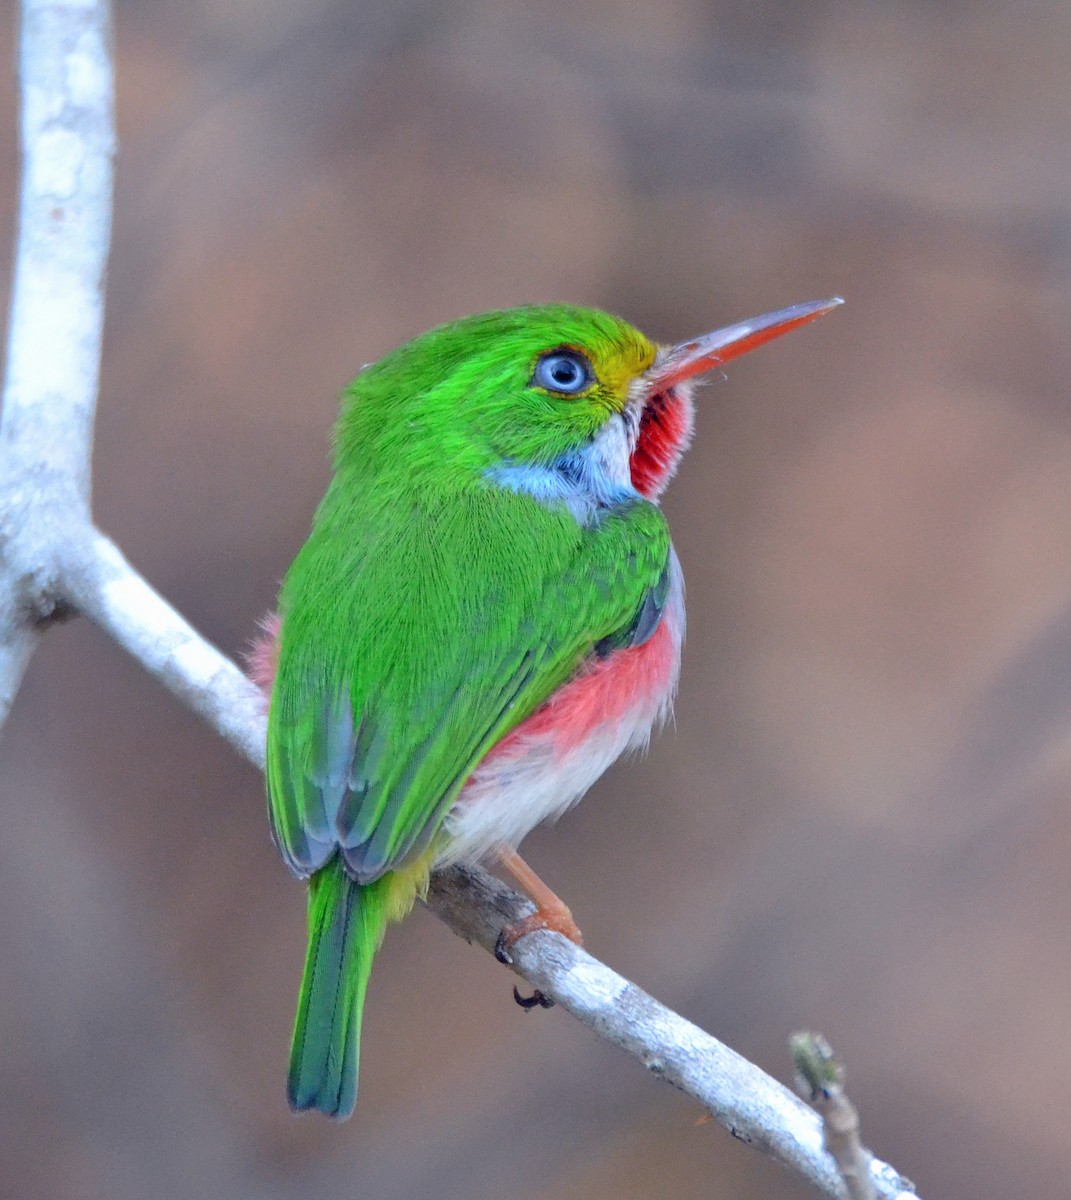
[335,300,841,502]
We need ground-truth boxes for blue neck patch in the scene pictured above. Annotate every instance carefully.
[487,449,639,525]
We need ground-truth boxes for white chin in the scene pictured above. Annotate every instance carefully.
[592,412,632,490]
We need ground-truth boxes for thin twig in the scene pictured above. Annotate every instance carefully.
[61,528,268,769]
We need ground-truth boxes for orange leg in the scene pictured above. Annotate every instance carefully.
[493,849,583,1011]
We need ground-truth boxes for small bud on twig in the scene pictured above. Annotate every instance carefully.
[791,1032,876,1200]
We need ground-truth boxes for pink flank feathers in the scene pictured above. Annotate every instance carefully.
[443,559,683,863]
[248,611,282,703]
[488,597,679,763]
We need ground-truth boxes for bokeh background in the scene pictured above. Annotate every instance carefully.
[3,1,1071,1197]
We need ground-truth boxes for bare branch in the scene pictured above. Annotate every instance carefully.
[1,0,114,503]
[0,0,115,721]
[61,528,268,769]
[433,871,918,1200]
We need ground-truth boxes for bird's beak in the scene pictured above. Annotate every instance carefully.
[647,297,843,391]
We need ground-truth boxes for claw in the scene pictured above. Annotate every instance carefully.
[513,985,555,1010]
[494,929,516,965]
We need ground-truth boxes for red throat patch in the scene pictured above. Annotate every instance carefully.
[630,387,695,499]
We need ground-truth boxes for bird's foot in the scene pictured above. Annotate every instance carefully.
[494,905,584,965]
[492,848,584,1010]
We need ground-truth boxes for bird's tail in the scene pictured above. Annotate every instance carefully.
[287,860,390,1119]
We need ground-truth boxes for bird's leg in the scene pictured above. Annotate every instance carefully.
[494,849,584,954]
[493,849,584,1009]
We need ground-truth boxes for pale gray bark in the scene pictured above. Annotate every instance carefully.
[0,0,114,719]
[0,4,263,1198]
[0,3,918,1197]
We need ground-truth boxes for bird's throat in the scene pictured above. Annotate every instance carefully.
[629,384,695,500]
[486,412,639,525]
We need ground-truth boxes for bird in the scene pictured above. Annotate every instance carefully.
[254,297,841,1119]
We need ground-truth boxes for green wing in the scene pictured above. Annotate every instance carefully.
[267,484,670,882]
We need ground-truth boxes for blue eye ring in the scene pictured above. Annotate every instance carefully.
[531,348,594,395]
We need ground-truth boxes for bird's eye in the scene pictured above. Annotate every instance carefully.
[532,349,594,395]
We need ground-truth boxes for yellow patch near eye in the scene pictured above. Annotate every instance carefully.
[589,332,658,406]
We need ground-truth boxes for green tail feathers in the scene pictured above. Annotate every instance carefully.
[288,862,388,1119]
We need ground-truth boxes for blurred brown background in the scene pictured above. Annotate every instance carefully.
[3,1,1071,1197]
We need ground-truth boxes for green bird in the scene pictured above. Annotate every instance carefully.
[253,298,841,1119]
